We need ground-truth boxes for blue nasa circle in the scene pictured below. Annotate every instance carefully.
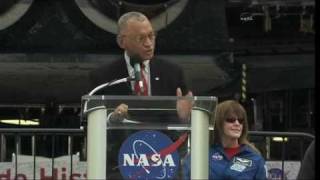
[118,130,180,179]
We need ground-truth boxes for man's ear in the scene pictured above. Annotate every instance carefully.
[117,35,125,49]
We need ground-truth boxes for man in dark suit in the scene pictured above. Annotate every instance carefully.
[89,11,193,120]
[89,11,193,178]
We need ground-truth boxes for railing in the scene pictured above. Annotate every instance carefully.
[0,128,85,159]
[249,131,314,179]
[249,131,314,160]
[0,128,314,179]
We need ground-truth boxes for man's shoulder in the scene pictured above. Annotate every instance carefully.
[91,58,124,73]
[152,58,182,70]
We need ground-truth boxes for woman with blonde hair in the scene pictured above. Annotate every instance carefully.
[183,100,267,179]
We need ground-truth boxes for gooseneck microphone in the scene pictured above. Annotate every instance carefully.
[130,55,144,94]
[83,76,135,114]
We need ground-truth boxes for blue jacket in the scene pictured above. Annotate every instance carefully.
[182,144,267,180]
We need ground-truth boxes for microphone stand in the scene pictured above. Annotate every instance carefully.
[88,77,134,96]
[81,76,135,122]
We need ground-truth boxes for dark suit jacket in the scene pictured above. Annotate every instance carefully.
[89,57,188,96]
[89,57,189,177]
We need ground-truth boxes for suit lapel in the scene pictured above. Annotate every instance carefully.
[113,59,132,94]
[150,59,162,95]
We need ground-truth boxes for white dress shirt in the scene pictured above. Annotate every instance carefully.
[124,52,151,95]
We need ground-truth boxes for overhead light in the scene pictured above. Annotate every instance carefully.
[272,137,288,142]
[0,119,39,126]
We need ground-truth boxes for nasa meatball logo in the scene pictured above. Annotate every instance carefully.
[118,130,180,179]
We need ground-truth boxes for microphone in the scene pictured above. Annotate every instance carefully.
[130,55,144,94]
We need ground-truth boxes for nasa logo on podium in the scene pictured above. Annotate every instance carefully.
[118,130,180,179]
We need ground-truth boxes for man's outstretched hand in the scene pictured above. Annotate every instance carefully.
[108,103,129,123]
[176,87,193,122]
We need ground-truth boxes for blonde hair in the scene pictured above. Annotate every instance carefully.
[213,100,260,153]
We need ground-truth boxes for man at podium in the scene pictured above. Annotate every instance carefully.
[90,11,192,95]
[88,11,193,178]
[90,11,193,122]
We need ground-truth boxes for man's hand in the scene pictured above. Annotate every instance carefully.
[109,103,128,123]
[176,87,193,122]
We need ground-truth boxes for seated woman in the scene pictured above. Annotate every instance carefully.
[183,100,267,180]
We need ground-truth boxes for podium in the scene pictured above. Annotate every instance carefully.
[81,95,217,179]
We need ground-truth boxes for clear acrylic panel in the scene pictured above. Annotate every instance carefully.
[81,95,217,179]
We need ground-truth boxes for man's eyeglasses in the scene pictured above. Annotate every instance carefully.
[123,32,156,44]
[225,117,244,124]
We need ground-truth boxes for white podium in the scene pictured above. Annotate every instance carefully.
[81,95,217,179]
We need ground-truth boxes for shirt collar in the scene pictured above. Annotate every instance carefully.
[124,51,150,73]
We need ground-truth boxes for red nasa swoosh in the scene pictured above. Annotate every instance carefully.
[158,132,188,156]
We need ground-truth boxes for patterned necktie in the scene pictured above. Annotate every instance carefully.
[134,64,148,96]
